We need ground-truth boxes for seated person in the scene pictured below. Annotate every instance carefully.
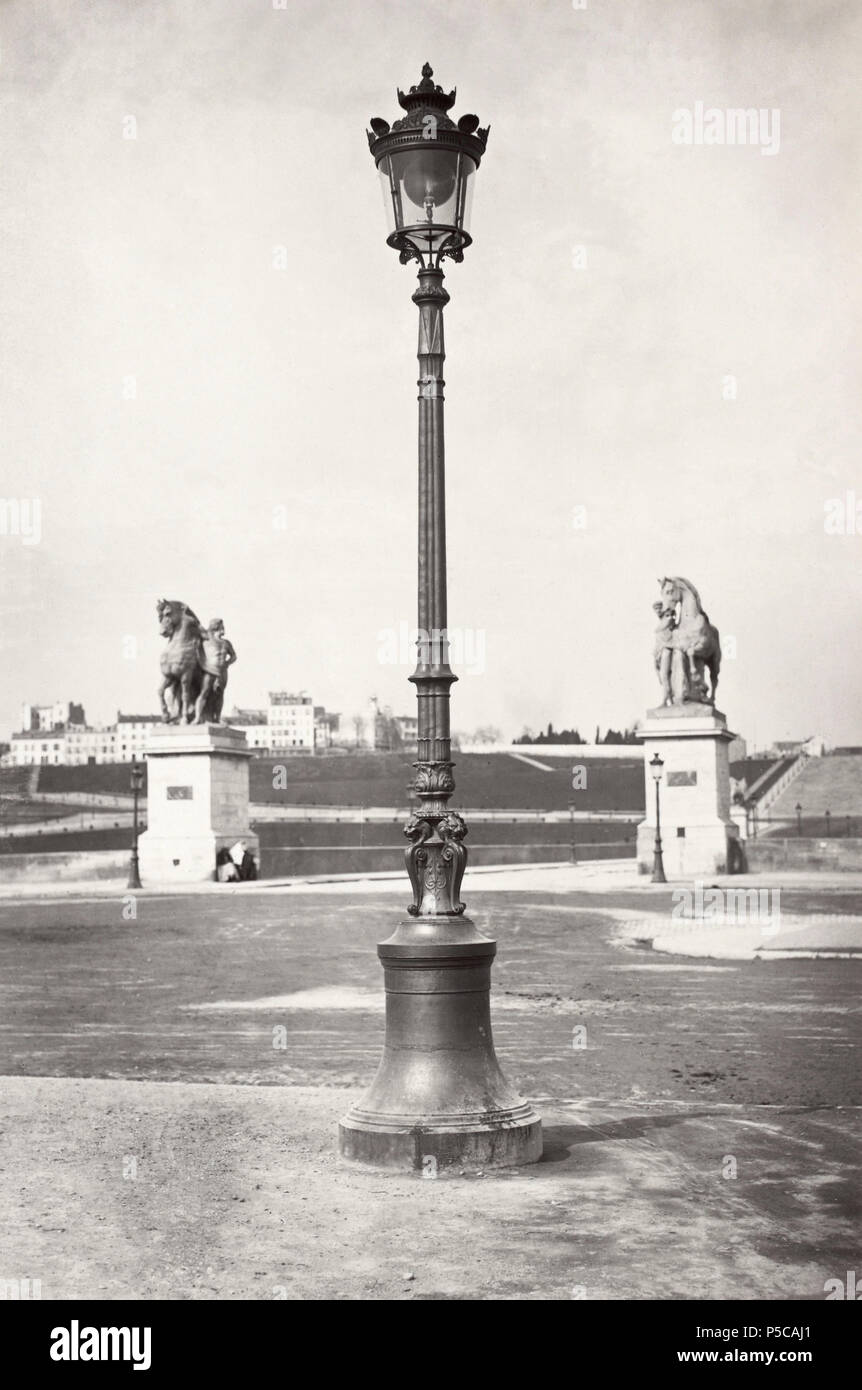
[216,847,240,882]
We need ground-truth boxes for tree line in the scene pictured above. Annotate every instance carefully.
[513,723,640,746]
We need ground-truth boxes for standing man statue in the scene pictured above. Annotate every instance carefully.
[195,618,237,724]
[653,600,679,706]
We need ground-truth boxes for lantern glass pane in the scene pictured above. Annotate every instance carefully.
[379,148,476,252]
[378,155,402,237]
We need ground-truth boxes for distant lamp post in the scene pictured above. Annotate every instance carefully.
[650,753,667,884]
[825,808,832,837]
[338,65,542,1171]
[127,760,144,890]
[795,802,802,837]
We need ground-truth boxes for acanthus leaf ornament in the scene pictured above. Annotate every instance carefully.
[439,811,468,915]
[412,763,455,797]
[403,810,469,917]
[404,814,433,915]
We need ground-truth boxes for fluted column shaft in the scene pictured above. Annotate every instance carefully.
[404,266,467,915]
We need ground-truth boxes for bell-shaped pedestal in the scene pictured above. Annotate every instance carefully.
[339,915,542,1171]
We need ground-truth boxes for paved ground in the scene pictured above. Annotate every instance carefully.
[2,1078,857,1301]
[1,884,860,1101]
[0,881,859,1299]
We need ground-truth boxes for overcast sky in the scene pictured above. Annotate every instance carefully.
[0,0,860,748]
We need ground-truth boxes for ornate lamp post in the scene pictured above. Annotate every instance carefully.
[650,753,667,884]
[339,65,542,1170]
[127,759,144,891]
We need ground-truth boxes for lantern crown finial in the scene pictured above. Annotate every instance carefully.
[396,62,457,117]
[369,66,489,151]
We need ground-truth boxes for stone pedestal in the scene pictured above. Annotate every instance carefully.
[636,705,740,877]
[138,725,259,885]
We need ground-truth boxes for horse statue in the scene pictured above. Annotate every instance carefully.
[656,576,721,705]
[157,599,206,723]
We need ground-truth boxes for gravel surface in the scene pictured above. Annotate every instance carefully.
[0,886,858,1300]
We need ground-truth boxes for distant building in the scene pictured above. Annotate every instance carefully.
[226,708,271,752]
[20,700,85,732]
[359,698,417,751]
[114,713,163,762]
[267,691,315,753]
[8,706,158,765]
[771,735,826,758]
[314,707,341,751]
[8,692,337,765]
[227,700,340,755]
[11,724,118,766]
[394,714,417,747]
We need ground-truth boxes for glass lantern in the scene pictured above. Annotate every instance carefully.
[378,145,476,261]
[368,64,488,267]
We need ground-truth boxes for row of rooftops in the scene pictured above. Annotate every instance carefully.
[12,705,340,739]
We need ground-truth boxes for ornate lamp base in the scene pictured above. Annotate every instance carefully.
[338,915,543,1171]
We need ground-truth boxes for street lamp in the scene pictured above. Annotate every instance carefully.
[795,802,802,836]
[127,759,144,891]
[339,65,542,1171]
[650,753,667,884]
